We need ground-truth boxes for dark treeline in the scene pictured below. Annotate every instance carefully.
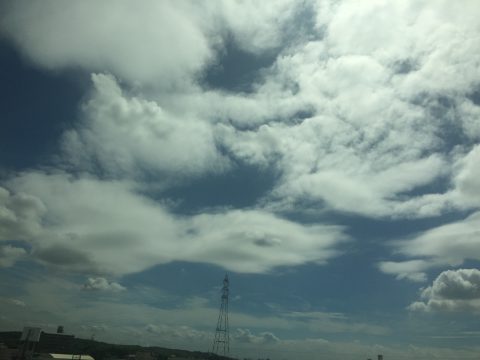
[0,331,232,360]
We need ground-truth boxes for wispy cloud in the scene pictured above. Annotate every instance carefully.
[380,212,480,280]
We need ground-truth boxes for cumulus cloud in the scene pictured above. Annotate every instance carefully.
[8,172,178,275]
[1,0,480,289]
[4,0,479,221]
[206,0,480,219]
[62,74,229,181]
[3,2,480,355]
[7,171,346,275]
[323,0,480,94]
[212,44,477,219]
[82,277,126,292]
[408,269,480,313]
[214,0,304,53]
[0,0,306,87]
[0,186,45,241]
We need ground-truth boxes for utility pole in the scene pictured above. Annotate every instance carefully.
[211,274,230,356]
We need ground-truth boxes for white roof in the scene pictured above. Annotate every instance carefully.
[49,354,95,360]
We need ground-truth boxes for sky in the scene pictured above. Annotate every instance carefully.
[1,1,480,359]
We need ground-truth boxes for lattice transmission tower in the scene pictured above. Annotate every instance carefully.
[211,274,230,356]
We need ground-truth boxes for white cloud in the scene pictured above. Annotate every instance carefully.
[451,144,480,208]
[82,277,126,292]
[458,97,480,140]
[4,0,479,221]
[2,1,480,355]
[409,269,480,313]
[0,0,213,87]
[378,260,429,282]
[379,144,480,280]
[382,211,480,280]
[214,0,302,53]
[182,208,345,273]
[0,186,45,241]
[324,0,480,95]
[7,171,346,275]
[207,0,480,219]
[62,74,229,182]
[0,185,40,267]
[210,36,477,218]
[0,0,307,87]
[0,245,27,267]
[1,0,480,326]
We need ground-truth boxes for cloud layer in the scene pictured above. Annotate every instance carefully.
[5,172,345,275]
[3,0,480,222]
[62,74,229,182]
[1,1,480,342]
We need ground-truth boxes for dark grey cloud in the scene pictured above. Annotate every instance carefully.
[34,244,98,273]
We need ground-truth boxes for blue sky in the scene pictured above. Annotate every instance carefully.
[1,1,480,359]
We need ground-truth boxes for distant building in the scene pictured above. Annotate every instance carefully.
[377,355,383,360]
[1,328,77,360]
[36,333,75,354]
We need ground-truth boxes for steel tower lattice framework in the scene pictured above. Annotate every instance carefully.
[211,274,230,356]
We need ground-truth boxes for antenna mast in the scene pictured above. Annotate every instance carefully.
[211,274,230,356]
